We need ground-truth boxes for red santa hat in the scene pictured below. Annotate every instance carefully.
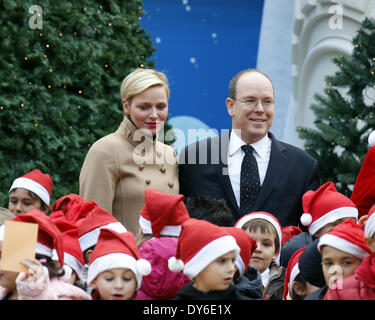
[87,229,151,288]
[283,247,306,300]
[49,211,85,280]
[71,204,127,252]
[0,209,64,266]
[300,182,358,236]
[168,218,240,280]
[234,211,282,247]
[281,226,302,247]
[318,218,371,259]
[51,193,96,220]
[9,169,53,206]
[364,204,375,238]
[351,145,375,218]
[223,227,257,276]
[139,189,190,237]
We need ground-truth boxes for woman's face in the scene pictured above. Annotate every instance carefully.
[123,85,168,137]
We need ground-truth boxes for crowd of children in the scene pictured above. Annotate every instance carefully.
[1,145,375,300]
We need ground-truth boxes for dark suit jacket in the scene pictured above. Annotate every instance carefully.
[178,131,320,227]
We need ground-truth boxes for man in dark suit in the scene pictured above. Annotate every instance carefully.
[179,69,320,227]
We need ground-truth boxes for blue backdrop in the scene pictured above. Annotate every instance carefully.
[141,0,264,151]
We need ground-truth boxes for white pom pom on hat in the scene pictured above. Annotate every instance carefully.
[136,258,152,276]
[168,256,184,273]
[368,130,375,147]
[300,213,312,226]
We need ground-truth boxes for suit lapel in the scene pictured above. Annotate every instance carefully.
[214,131,240,215]
[253,133,288,210]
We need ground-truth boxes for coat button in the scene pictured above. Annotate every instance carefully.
[160,166,166,173]
[168,182,174,188]
[146,179,151,185]
[156,151,162,158]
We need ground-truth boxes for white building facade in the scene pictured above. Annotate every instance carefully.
[257,0,375,147]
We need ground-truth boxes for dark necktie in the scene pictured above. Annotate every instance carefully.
[240,145,261,214]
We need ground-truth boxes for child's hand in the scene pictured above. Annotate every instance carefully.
[19,259,44,286]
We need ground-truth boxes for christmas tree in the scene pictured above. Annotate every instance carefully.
[298,18,375,196]
[0,0,162,206]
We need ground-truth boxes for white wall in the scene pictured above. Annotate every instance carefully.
[256,0,295,144]
[292,0,375,147]
[257,0,375,147]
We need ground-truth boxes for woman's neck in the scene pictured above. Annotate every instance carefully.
[126,116,157,141]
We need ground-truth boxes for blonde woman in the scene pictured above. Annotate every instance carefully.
[79,68,179,235]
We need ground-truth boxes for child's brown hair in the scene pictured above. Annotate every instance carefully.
[241,218,280,252]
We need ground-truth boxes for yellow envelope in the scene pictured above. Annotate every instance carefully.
[0,220,38,273]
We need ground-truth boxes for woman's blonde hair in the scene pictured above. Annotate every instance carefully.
[120,68,170,102]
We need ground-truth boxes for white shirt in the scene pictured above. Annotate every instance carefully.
[227,130,272,208]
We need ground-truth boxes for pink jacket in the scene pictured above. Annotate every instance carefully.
[0,267,91,300]
[137,237,190,300]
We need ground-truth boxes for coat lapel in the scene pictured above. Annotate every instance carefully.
[253,133,288,210]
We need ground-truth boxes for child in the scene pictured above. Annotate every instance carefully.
[283,247,318,300]
[281,181,359,268]
[169,218,250,300]
[223,226,263,299]
[235,211,284,300]
[87,228,151,300]
[8,169,53,215]
[49,210,85,287]
[53,194,127,293]
[298,238,326,299]
[317,218,372,300]
[184,195,233,226]
[324,204,375,300]
[0,209,91,300]
[136,189,191,300]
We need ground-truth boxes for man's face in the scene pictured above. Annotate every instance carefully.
[226,72,274,144]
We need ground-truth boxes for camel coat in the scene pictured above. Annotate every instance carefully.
[79,116,179,235]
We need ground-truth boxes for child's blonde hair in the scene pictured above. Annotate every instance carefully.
[120,68,170,103]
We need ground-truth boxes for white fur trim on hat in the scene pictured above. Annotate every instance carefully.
[318,234,370,260]
[235,213,282,246]
[87,252,146,289]
[0,225,4,241]
[9,177,50,205]
[309,207,358,236]
[139,215,181,237]
[79,222,127,252]
[289,263,300,300]
[63,252,84,280]
[183,235,240,280]
[36,242,53,258]
[235,255,246,276]
[368,130,375,147]
[365,213,375,238]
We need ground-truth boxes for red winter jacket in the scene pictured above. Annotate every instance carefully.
[324,255,375,300]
